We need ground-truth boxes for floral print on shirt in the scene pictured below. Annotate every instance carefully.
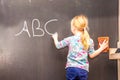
[55,35,95,71]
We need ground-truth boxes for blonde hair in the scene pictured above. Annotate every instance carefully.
[71,14,90,50]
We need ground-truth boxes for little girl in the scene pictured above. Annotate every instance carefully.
[52,14,108,80]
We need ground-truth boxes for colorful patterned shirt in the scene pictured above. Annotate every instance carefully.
[55,35,95,71]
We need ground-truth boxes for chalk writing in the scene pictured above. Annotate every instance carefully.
[44,19,58,35]
[15,19,58,37]
[15,20,31,37]
[32,19,45,37]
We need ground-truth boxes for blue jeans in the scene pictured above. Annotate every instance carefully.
[66,67,88,80]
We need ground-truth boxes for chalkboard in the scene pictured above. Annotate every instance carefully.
[0,0,118,80]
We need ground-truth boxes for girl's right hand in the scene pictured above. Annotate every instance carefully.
[52,32,58,39]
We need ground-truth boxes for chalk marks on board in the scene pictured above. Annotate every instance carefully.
[15,19,58,37]
[15,20,31,37]
[0,0,4,6]
[28,0,31,3]
[44,19,58,35]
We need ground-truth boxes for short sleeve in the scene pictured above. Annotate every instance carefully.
[88,39,95,54]
[55,37,71,49]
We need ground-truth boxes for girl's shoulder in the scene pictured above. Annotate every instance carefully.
[89,38,94,42]
[64,35,74,40]
[89,38,94,44]
[63,35,77,41]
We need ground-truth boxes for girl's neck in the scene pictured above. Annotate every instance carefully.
[74,31,83,36]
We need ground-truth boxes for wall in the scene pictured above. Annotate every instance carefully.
[0,0,118,80]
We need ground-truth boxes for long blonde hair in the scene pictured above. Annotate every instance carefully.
[71,14,90,50]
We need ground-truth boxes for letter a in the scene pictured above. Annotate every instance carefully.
[15,20,31,37]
